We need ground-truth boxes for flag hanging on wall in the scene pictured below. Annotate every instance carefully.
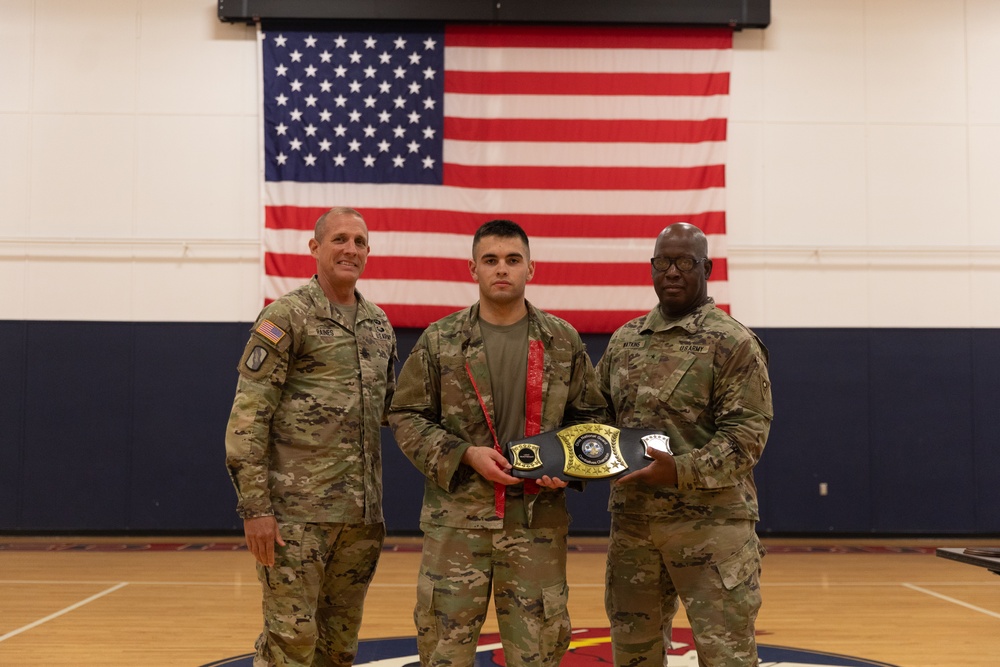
[260,22,731,333]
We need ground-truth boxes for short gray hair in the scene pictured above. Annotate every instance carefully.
[315,207,365,240]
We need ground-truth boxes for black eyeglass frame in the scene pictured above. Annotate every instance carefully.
[650,256,708,273]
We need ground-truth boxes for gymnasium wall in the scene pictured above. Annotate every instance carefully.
[3,0,1000,535]
[3,321,998,535]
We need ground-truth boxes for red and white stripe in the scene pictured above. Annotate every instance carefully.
[263,25,732,333]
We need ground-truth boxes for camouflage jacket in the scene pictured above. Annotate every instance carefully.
[225,277,397,524]
[388,302,606,529]
[596,299,772,520]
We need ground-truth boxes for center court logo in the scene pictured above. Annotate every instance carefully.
[201,627,899,667]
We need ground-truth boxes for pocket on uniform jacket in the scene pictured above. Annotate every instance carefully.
[655,356,707,424]
[739,357,774,419]
[542,581,569,620]
[391,348,434,410]
[714,535,763,591]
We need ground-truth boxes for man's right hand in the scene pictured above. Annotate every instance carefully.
[462,446,523,485]
[243,515,286,566]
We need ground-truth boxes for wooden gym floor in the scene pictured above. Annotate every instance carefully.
[1,536,998,666]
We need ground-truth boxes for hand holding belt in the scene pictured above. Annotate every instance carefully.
[503,423,672,480]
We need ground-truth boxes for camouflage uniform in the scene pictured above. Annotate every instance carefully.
[226,276,397,667]
[596,299,772,667]
[388,301,606,667]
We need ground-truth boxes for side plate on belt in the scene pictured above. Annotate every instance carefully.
[508,442,544,471]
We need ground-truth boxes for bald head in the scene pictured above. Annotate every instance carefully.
[656,222,708,257]
[651,222,712,319]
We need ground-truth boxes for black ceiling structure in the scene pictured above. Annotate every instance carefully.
[218,0,770,29]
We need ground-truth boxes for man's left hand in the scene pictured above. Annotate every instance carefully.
[537,475,568,489]
[616,447,678,487]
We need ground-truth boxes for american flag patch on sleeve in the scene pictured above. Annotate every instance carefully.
[256,319,287,345]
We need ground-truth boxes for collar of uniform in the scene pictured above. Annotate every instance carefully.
[525,300,555,344]
[462,300,553,346]
[305,275,377,327]
[641,297,716,335]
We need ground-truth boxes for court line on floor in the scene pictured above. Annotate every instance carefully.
[2,579,997,587]
[903,583,1000,619]
[762,581,1000,587]
[0,580,422,587]
[0,582,129,643]
[0,579,259,586]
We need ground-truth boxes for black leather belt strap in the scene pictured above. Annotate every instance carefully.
[503,423,671,480]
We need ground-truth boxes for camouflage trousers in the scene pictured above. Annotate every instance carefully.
[605,515,764,667]
[414,522,571,667]
[254,521,386,667]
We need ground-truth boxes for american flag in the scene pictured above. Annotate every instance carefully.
[261,23,731,333]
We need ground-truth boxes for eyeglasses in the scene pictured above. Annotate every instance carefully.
[650,256,707,272]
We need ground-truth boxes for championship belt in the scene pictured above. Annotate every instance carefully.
[504,423,671,480]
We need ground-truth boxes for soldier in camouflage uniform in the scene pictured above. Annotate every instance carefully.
[596,223,773,667]
[225,207,397,667]
[388,220,606,667]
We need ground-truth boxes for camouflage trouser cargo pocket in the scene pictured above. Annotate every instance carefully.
[541,581,568,620]
[257,523,316,661]
[531,580,571,667]
[712,532,764,637]
[715,534,763,591]
[414,572,440,662]
[416,571,436,612]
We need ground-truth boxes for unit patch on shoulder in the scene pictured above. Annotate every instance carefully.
[245,346,268,372]
[256,319,287,345]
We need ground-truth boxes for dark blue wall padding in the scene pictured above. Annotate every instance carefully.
[753,329,874,534]
[0,321,27,528]
[128,323,250,531]
[19,321,135,530]
[971,330,1000,533]
[3,320,999,535]
[869,329,976,533]
[3,321,248,532]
